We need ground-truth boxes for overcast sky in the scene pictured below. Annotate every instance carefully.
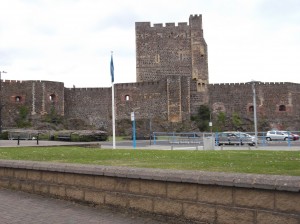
[0,0,299,88]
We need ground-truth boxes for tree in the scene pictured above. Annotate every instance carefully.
[215,111,226,131]
[191,105,211,132]
[232,112,242,130]
[16,106,31,128]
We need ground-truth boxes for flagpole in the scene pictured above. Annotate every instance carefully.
[112,82,116,149]
[111,51,116,149]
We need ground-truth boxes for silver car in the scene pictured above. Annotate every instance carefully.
[266,131,293,141]
[216,132,254,146]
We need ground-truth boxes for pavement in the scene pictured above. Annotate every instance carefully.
[0,140,177,224]
[1,139,300,151]
[0,188,168,224]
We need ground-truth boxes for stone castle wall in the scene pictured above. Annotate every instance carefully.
[1,15,300,132]
[209,82,300,130]
[1,80,64,128]
[64,87,112,129]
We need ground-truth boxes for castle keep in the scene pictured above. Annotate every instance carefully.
[1,15,300,133]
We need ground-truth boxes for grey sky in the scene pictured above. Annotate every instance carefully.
[0,0,299,87]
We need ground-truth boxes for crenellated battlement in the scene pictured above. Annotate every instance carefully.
[116,81,160,89]
[65,87,110,91]
[189,14,202,20]
[209,82,298,87]
[136,21,189,29]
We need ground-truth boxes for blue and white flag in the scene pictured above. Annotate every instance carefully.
[110,55,114,83]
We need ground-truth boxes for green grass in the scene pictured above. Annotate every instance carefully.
[0,147,299,176]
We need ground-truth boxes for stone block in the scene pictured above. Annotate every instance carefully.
[167,182,197,201]
[27,170,42,181]
[153,199,182,216]
[114,178,128,192]
[140,180,166,197]
[275,191,300,214]
[216,207,255,224]
[49,185,66,197]
[21,182,34,192]
[10,180,20,190]
[257,211,300,224]
[234,188,274,209]
[41,171,57,183]
[105,193,127,207]
[128,179,140,194]
[128,196,153,213]
[3,168,14,177]
[183,202,215,223]
[95,176,116,190]
[0,168,4,177]
[74,174,94,188]
[84,190,105,205]
[198,185,233,205]
[56,173,65,184]
[34,183,49,194]
[0,179,9,187]
[14,170,27,180]
[63,173,75,185]
[66,187,84,200]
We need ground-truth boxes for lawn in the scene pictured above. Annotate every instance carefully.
[0,147,299,176]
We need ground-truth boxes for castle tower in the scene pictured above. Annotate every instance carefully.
[135,15,208,86]
[189,14,209,92]
[135,15,209,117]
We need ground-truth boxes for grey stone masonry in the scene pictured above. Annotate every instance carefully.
[1,160,300,224]
[0,160,299,192]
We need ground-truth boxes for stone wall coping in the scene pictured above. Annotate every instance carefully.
[0,160,299,192]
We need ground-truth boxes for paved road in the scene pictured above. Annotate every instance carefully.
[0,188,166,224]
[1,139,300,150]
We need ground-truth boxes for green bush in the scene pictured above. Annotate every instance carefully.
[0,131,8,140]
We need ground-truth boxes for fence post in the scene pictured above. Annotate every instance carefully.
[37,134,39,145]
[17,136,20,145]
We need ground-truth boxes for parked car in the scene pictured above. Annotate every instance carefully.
[234,132,257,146]
[216,132,254,146]
[281,131,299,141]
[266,131,294,141]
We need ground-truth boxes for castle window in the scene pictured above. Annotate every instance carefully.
[15,96,22,102]
[49,94,56,102]
[155,54,160,63]
[179,53,183,61]
[125,95,130,101]
[249,106,254,112]
[279,105,286,111]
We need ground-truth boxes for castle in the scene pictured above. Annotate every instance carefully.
[1,15,300,133]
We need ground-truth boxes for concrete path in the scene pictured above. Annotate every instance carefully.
[0,188,165,224]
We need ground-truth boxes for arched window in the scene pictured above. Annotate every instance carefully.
[249,106,254,112]
[15,96,21,102]
[49,94,56,102]
[279,105,286,111]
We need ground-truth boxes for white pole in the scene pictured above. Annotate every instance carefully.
[111,52,116,149]
[252,82,258,148]
[112,82,116,149]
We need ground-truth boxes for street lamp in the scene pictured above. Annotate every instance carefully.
[251,81,258,147]
[0,71,7,134]
[131,112,136,149]
[130,107,140,149]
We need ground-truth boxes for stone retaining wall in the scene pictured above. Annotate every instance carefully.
[0,160,299,223]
